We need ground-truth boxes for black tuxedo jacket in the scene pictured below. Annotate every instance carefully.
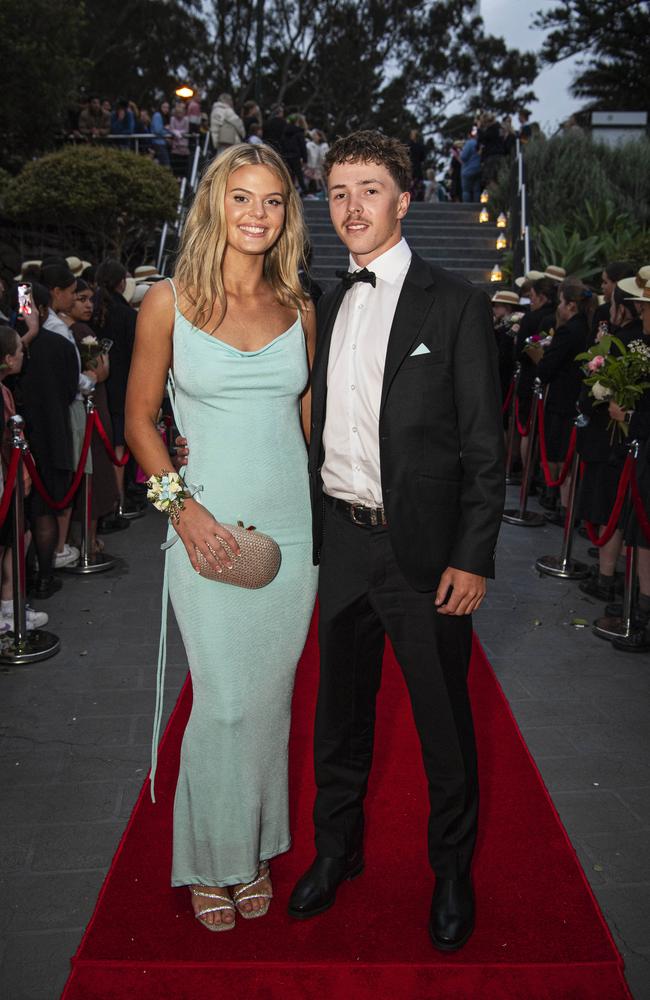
[308,253,505,592]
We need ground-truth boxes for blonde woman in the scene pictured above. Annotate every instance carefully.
[125,144,317,930]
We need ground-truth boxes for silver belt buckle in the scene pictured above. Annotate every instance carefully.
[351,504,365,525]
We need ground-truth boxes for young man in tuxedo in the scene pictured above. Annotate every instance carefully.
[287,131,505,950]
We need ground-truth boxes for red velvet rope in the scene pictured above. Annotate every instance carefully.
[536,400,577,488]
[92,411,130,467]
[630,465,650,545]
[585,455,634,547]
[502,378,515,415]
[22,408,130,511]
[0,449,22,529]
[515,396,532,437]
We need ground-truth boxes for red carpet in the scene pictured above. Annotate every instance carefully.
[62,617,631,999]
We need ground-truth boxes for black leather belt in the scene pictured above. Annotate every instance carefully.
[324,493,388,527]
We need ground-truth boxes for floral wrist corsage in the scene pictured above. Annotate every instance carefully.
[146,470,189,523]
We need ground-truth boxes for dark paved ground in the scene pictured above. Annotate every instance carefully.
[0,486,648,999]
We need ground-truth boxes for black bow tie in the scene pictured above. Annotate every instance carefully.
[336,267,377,290]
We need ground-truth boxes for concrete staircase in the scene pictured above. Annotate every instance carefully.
[303,200,497,289]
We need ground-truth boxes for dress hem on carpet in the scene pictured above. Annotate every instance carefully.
[170,839,292,889]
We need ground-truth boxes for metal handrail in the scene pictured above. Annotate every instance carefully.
[515,139,531,275]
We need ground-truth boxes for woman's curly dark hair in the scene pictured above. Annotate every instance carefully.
[324,130,412,193]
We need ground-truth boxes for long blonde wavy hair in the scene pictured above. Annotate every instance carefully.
[174,144,308,332]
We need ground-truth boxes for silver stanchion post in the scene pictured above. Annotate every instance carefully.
[64,398,117,574]
[189,137,201,192]
[156,221,168,274]
[593,440,644,641]
[505,364,521,486]
[503,378,545,526]
[0,416,60,664]
[536,419,589,579]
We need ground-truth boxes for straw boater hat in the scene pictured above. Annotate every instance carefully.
[66,256,92,277]
[134,264,163,283]
[544,265,566,282]
[491,290,520,306]
[514,270,545,289]
[619,265,650,303]
[122,277,137,304]
[130,282,152,307]
[13,259,42,280]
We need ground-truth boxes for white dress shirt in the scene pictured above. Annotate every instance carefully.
[321,237,412,506]
[44,309,95,399]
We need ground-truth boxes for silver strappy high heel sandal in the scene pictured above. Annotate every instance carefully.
[233,863,273,919]
[189,885,236,932]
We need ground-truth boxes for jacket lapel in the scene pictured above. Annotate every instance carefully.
[380,253,437,415]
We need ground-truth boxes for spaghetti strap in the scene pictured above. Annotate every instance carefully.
[166,276,178,307]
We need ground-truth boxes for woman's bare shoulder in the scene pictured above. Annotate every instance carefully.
[137,279,175,329]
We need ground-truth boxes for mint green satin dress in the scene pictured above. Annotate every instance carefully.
[156,281,317,888]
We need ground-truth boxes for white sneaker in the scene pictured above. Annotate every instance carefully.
[54,544,80,568]
[1,606,49,631]
[25,605,49,629]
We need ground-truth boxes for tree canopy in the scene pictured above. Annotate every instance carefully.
[534,1,650,113]
[2,0,537,169]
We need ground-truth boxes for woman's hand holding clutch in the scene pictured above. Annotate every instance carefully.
[174,497,241,575]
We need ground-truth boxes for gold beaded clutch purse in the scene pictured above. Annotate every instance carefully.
[195,521,281,589]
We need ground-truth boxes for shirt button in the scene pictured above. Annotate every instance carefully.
[351,344,357,350]
[355,465,361,472]
[351,384,356,390]
[358,304,364,310]
[352,426,358,434]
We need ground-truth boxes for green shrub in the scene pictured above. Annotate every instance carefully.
[536,224,605,279]
[610,229,650,268]
[524,133,650,231]
[4,145,178,263]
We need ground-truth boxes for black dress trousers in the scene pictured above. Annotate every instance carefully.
[314,500,478,880]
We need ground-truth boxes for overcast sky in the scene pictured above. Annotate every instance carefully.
[480,0,582,133]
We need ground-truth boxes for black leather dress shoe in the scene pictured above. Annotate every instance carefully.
[429,876,475,952]
[288,854,364,920]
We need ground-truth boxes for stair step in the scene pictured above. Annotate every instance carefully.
[313,255,497,268]
[312,263,493,282]
[309,229,495,239]
[302,202,481,214]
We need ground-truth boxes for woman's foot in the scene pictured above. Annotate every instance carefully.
[233,863,273,919]
[189,884,236,931]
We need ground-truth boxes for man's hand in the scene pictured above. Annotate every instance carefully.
[435,567,486,616]
[173,434,189,473]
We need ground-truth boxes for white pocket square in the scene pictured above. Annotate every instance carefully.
[410,343,430,356]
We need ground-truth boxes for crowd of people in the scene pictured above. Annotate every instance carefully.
[492,260,650,651]
[66,92,544,204]
[0,254,165,634]
[66,93,332,193]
